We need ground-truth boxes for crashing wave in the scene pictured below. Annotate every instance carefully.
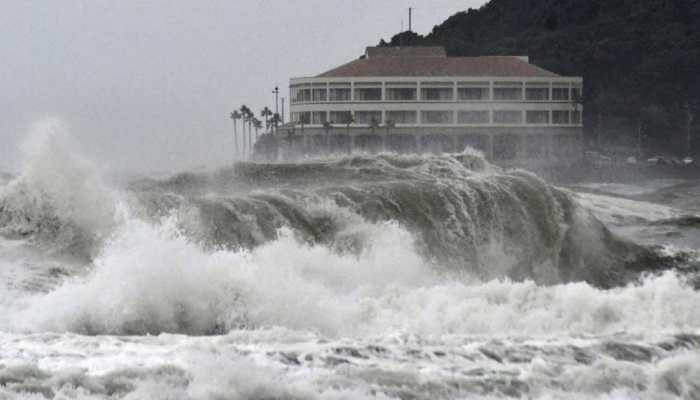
[0,121,118,259]
[1,130,695,336]
[7,214,700,337]
[128,151,673,288]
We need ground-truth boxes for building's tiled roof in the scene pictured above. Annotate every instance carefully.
[317,47,559,78]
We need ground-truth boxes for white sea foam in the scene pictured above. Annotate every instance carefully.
[0,119,118,256]
[2,123,700,399]
[0,329,698,399]
[5,209,699,338]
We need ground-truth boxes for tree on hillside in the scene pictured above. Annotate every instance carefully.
[379,0,700,155]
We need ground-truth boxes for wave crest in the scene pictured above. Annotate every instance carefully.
[0,120,117,258]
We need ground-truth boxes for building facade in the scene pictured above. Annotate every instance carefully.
[280,46,582,164]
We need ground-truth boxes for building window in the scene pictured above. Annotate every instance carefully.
[354,88,382,101]
[290,87,300,104]
[421,88,454,101]
[552,87,569,101]
[552,110,570,124]
[329,88,351,101]
[311,111,327,124]
[458,87,489,101]
[295,112,310,124]
[386,88,417,101]
[493,110,522,124]
[571,110,582,124]
[526,87,549,101]
[421,111,453,124]
[355,111,382,125]
[526,111,549,124]
[493,87,523,100]
[291,86,312,103]
[571,86,582,102]
[457,111,489,124]
[329,111,353,124]
[386,111,417,124]
[312,88,327,102]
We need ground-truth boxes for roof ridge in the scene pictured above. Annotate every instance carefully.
[316,53,561,78]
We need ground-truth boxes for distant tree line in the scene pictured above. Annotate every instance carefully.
[380,0,700,156]
[229,105,281,161]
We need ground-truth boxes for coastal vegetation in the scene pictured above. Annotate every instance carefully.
[380,0,700,156]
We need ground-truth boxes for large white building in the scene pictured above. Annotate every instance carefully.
[280,46,582,164]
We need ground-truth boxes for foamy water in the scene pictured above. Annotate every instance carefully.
[1,122,699,399]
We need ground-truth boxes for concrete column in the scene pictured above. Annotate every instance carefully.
[520,82,524,101]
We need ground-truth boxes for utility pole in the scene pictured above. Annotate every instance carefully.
[409,7,412,32]
[272,86,280,134]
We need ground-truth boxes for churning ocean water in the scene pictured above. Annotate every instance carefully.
[0,125,699,399]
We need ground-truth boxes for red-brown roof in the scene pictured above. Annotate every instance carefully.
[317,48,559,78]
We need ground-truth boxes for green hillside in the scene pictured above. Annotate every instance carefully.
[380,0,700,155]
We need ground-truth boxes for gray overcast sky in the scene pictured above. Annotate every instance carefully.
[1,0,487,173]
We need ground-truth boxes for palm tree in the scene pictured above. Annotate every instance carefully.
[369,117,381,153]
[261,107,273,133]
[369,117,380,134]
[322,121,333,154]
[384,120,395,152]
[245,110,254,156]
[253,118,262,141]
[271,113,281,131]
[230,110,242,159]
[345,116,354,154]
[345,116,354,135]
[240,105,250,159]
[272,112,281,132]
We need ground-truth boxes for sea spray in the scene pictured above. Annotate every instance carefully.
[0,119,118,259]
[128,153,666,288]
[6,210,699,337]
[1,127,699,398]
